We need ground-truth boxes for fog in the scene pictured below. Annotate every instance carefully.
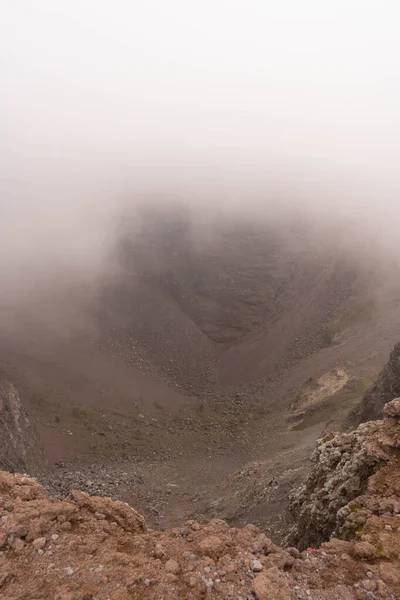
[2,1,400,331]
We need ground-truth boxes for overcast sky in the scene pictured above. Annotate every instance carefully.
[1,1,400,267]
[2,2,399,173]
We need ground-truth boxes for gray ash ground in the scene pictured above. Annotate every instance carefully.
[40,461,144,500]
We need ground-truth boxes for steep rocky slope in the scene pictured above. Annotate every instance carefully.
[0,380,43,473]
[1,400,400,599]
[289,399,400,552]
[350,343,400,426]
[1,212,398,470]
[113,210,359,388]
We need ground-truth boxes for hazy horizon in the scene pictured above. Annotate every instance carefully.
[2,1,400,329]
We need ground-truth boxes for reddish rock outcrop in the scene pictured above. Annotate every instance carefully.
[0,457,399,599]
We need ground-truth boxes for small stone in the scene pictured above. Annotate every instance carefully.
[95,512,106,520]
[383,399,400,419]
[340,553,351,561]
[355,515,367,525]
[32,537,46,550]
[186,553,197,562]
[65,567,74,576]
[362,579,377,592]
[143,579,151,586]
[204,566,211,573]
[13,538,25,552]
[380,563,400,584]
[51,534,59,541]
[199,536,225,558]
[250,559,263,572]
[11,524,28,539]
[165,559,180,574]
[352,542,376,560]
[252,540,265,554]
[61,521,72,531]
[377,580,386,594]
[154,544,165,558]
[38,549,44,556]
[252,569,292,600]
[384,525,392,531]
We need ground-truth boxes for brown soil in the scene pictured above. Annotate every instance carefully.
[0,457,399,600]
